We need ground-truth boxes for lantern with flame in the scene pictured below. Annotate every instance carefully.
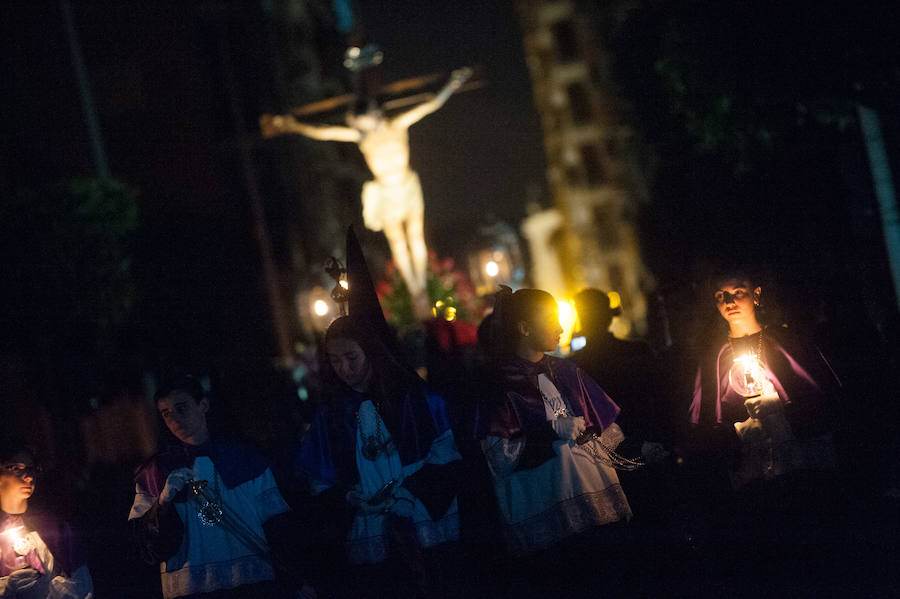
[729,354,769,398]
[1,524,35,569]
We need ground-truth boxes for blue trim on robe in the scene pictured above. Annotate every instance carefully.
[134,437,269,498]
[295,391,362,488]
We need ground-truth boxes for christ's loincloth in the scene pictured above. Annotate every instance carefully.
[361,171,423,232]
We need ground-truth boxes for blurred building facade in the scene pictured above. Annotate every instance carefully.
[515,0,652,336]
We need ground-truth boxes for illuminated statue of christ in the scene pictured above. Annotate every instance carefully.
[261,67,472,302]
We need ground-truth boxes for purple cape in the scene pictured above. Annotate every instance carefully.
[486,355,620,438]
[689,326,840,439]
[134,437,269,498]
[295,380,439,488]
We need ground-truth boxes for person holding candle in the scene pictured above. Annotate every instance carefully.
[0,441,93,599]
[128,376,316,599]
[688,268,841,488]
[684,267,844,578]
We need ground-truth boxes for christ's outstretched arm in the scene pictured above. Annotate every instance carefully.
[260,114,362,143]
[390,67,472,130]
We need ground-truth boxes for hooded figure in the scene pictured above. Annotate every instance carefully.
[294,227,462,597]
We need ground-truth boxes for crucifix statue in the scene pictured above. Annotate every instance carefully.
[261,47,473,314]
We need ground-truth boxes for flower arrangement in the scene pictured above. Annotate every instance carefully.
[376,251,484,330]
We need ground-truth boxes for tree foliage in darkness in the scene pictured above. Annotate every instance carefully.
[1,178,138,359]
[614,0,898,172]
[596,0,900,338]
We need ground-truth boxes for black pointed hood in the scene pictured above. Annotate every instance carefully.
[345,225,400,355]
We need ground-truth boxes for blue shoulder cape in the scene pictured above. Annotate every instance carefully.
[295,379,440,489]
[134,437,269,498]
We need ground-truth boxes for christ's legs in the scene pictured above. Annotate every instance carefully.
[384,221,421,296]
[405,207,427,295]
[362,173,430,317]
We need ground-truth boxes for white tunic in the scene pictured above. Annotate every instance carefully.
[129,456,289,599]
[483,374,632,555]
[311,398,461,564]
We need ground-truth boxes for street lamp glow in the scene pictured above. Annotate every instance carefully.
[485,260,499,277]
[557,300,576,331]
[557,300,577,350]
[313,300,329,317]
[339,280,349,289]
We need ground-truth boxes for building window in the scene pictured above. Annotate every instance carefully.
[593,205,620,250]
[580,143,605,185]
[565,165,585,186]
[608,263,625,291]
[552,20,580,63]
[566,82,592,124]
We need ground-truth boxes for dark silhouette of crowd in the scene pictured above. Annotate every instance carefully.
[2,263,899,598]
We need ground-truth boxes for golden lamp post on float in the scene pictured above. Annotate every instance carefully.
[297,258,350,338]
[297,285,334,337]
[467,220,526,298]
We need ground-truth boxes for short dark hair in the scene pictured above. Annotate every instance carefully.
[574,288,621,332]
[508,288,556,326]
[706,265,759,299]
[0,438,38,467]
[485,287,557,357]
[154,374,206,404]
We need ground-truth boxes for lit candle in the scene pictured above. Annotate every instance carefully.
[730,354,764,398]
[2,525,32,556]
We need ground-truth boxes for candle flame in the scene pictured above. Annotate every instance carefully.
[1,525,24,540]
[2,525,31,556]
[733,353,754,368]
